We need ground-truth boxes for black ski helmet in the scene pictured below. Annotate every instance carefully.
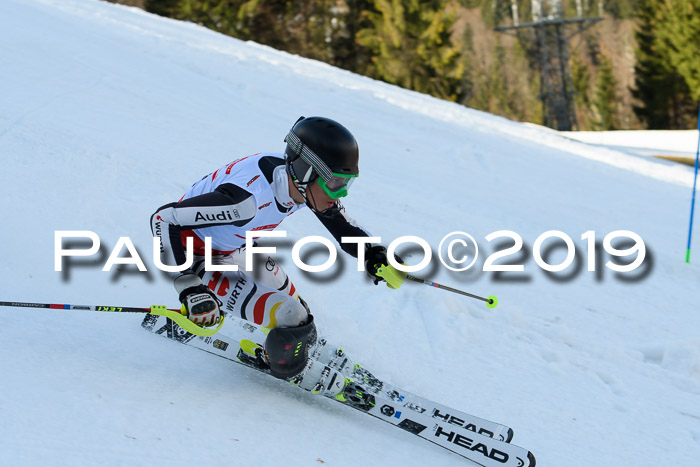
[284,116,359,186]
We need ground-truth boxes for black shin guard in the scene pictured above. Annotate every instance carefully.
[264,315,317,379]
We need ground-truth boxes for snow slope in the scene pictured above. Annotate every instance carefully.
[561,129,700,160]
[1,0,699,466]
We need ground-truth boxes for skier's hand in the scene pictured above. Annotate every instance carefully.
[174,273,222,326]
[365,245,406,289]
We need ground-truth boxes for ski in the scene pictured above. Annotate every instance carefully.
[142,314,534,466]
[336,383,536,467]
[145,312,513,442]
[309,336,514,442]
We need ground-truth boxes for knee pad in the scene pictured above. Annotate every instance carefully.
[265,314,317,379]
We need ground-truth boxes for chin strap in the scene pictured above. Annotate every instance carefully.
[288,159,327,214]
[304,184,320,213]
[293,177,320,214]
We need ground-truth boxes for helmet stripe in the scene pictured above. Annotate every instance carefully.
[285,130,334,181]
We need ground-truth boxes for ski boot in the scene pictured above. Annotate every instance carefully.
[238,315,347,397]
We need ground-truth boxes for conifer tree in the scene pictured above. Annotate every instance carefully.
[146,1,369,71]
[144,0,180,17]
[632,0,695,128]
[657,0,700,100]
[356,0,464,101]
[593,51,618,130]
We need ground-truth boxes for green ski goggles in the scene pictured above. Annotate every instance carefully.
[317,173,358,199]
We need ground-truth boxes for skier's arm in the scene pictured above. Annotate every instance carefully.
[150,183,258,326]
[151,183,257,267]
[313,202,406,289]
[313,201,373,258]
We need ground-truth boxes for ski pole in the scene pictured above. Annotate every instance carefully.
[0,301,224,336]
[405,276,498,308]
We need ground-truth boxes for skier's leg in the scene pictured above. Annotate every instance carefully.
[239,250,316,324]
[231,250,300,300]
[195,251,316,378]
[195,259,307,328]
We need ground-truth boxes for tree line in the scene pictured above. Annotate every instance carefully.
[633,0,699,129]
[115,0,699,130]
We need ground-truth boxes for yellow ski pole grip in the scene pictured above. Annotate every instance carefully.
[376,265,407,289]
[149,305,224,336]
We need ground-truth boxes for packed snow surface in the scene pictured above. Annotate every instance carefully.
[1,0,699,466]
[561,129,700,159]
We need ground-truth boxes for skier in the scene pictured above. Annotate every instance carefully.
[151,116,405,380]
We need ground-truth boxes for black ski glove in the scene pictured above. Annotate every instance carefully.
[365,245,405,287]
